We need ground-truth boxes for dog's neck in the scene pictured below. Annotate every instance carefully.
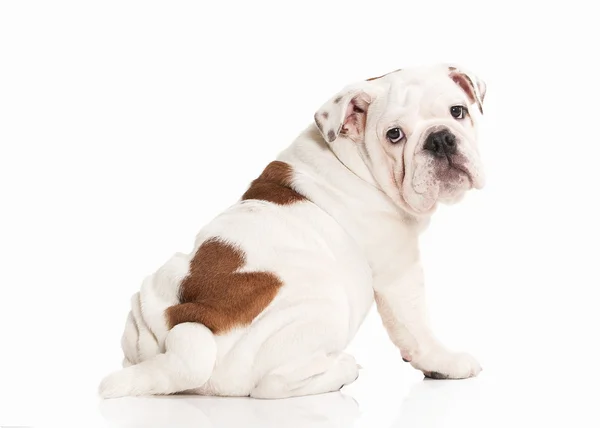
[277,125,430,269]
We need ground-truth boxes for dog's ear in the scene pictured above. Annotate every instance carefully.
[314,83,375,144]
[449,66,486,115]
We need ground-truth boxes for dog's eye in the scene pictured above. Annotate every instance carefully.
[386,127,404,144]
[450,105,466,119]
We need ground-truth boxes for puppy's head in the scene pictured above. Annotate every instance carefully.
[314,65,486,216]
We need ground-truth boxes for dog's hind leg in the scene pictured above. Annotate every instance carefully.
[119,252,190,368]
[119,288,170,367]
[121,311,140,367]
[249,311,360,399]
[127,291,162,362]
[100,322,216,398]
[251,352,359,399]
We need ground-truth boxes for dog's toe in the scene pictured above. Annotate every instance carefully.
[424,371,450,380]
[99,369,135,399]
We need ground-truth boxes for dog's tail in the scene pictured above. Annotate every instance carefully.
[99,252,217,398]
[99,322,216,398]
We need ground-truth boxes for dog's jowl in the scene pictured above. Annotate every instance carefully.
[99,64,487,399]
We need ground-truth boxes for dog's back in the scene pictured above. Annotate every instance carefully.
[101,177,372,397]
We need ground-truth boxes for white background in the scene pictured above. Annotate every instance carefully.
[1,1,599,427]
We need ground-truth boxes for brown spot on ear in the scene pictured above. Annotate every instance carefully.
[242,161,307,205]
[315,115,324,132]
[322,111,329,119]
[366,68,402,81]
[334,96,342,104]
[165,239,282,334]
[327,129,336,142]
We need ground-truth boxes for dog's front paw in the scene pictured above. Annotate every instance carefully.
[410,347,481,379]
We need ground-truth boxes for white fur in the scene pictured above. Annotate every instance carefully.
[99,64,485,398]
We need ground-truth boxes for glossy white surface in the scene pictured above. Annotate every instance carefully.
[4,359,599,427]
[95,372,600,428]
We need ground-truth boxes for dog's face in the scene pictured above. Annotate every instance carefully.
[315,65,486,216]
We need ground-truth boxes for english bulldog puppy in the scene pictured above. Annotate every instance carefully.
[99,64,486,399]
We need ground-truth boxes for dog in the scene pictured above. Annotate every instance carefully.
[99,64,486,399]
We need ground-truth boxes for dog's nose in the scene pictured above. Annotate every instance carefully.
[424,129,457,157]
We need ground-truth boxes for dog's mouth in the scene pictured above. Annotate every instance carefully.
[399,148,483,215]
[435,148,485,190]
[409,153,473,194]
[437,156,474,188]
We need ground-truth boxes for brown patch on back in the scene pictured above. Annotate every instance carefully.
[241,161,307,205]
[165,238,283,334]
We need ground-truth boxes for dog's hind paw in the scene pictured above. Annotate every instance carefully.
[98,368,137,399]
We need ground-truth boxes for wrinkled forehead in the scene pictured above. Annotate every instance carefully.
[382,70,467,113]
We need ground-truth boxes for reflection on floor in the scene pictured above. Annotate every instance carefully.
[99,376,488,428]
[100,390,360,428]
